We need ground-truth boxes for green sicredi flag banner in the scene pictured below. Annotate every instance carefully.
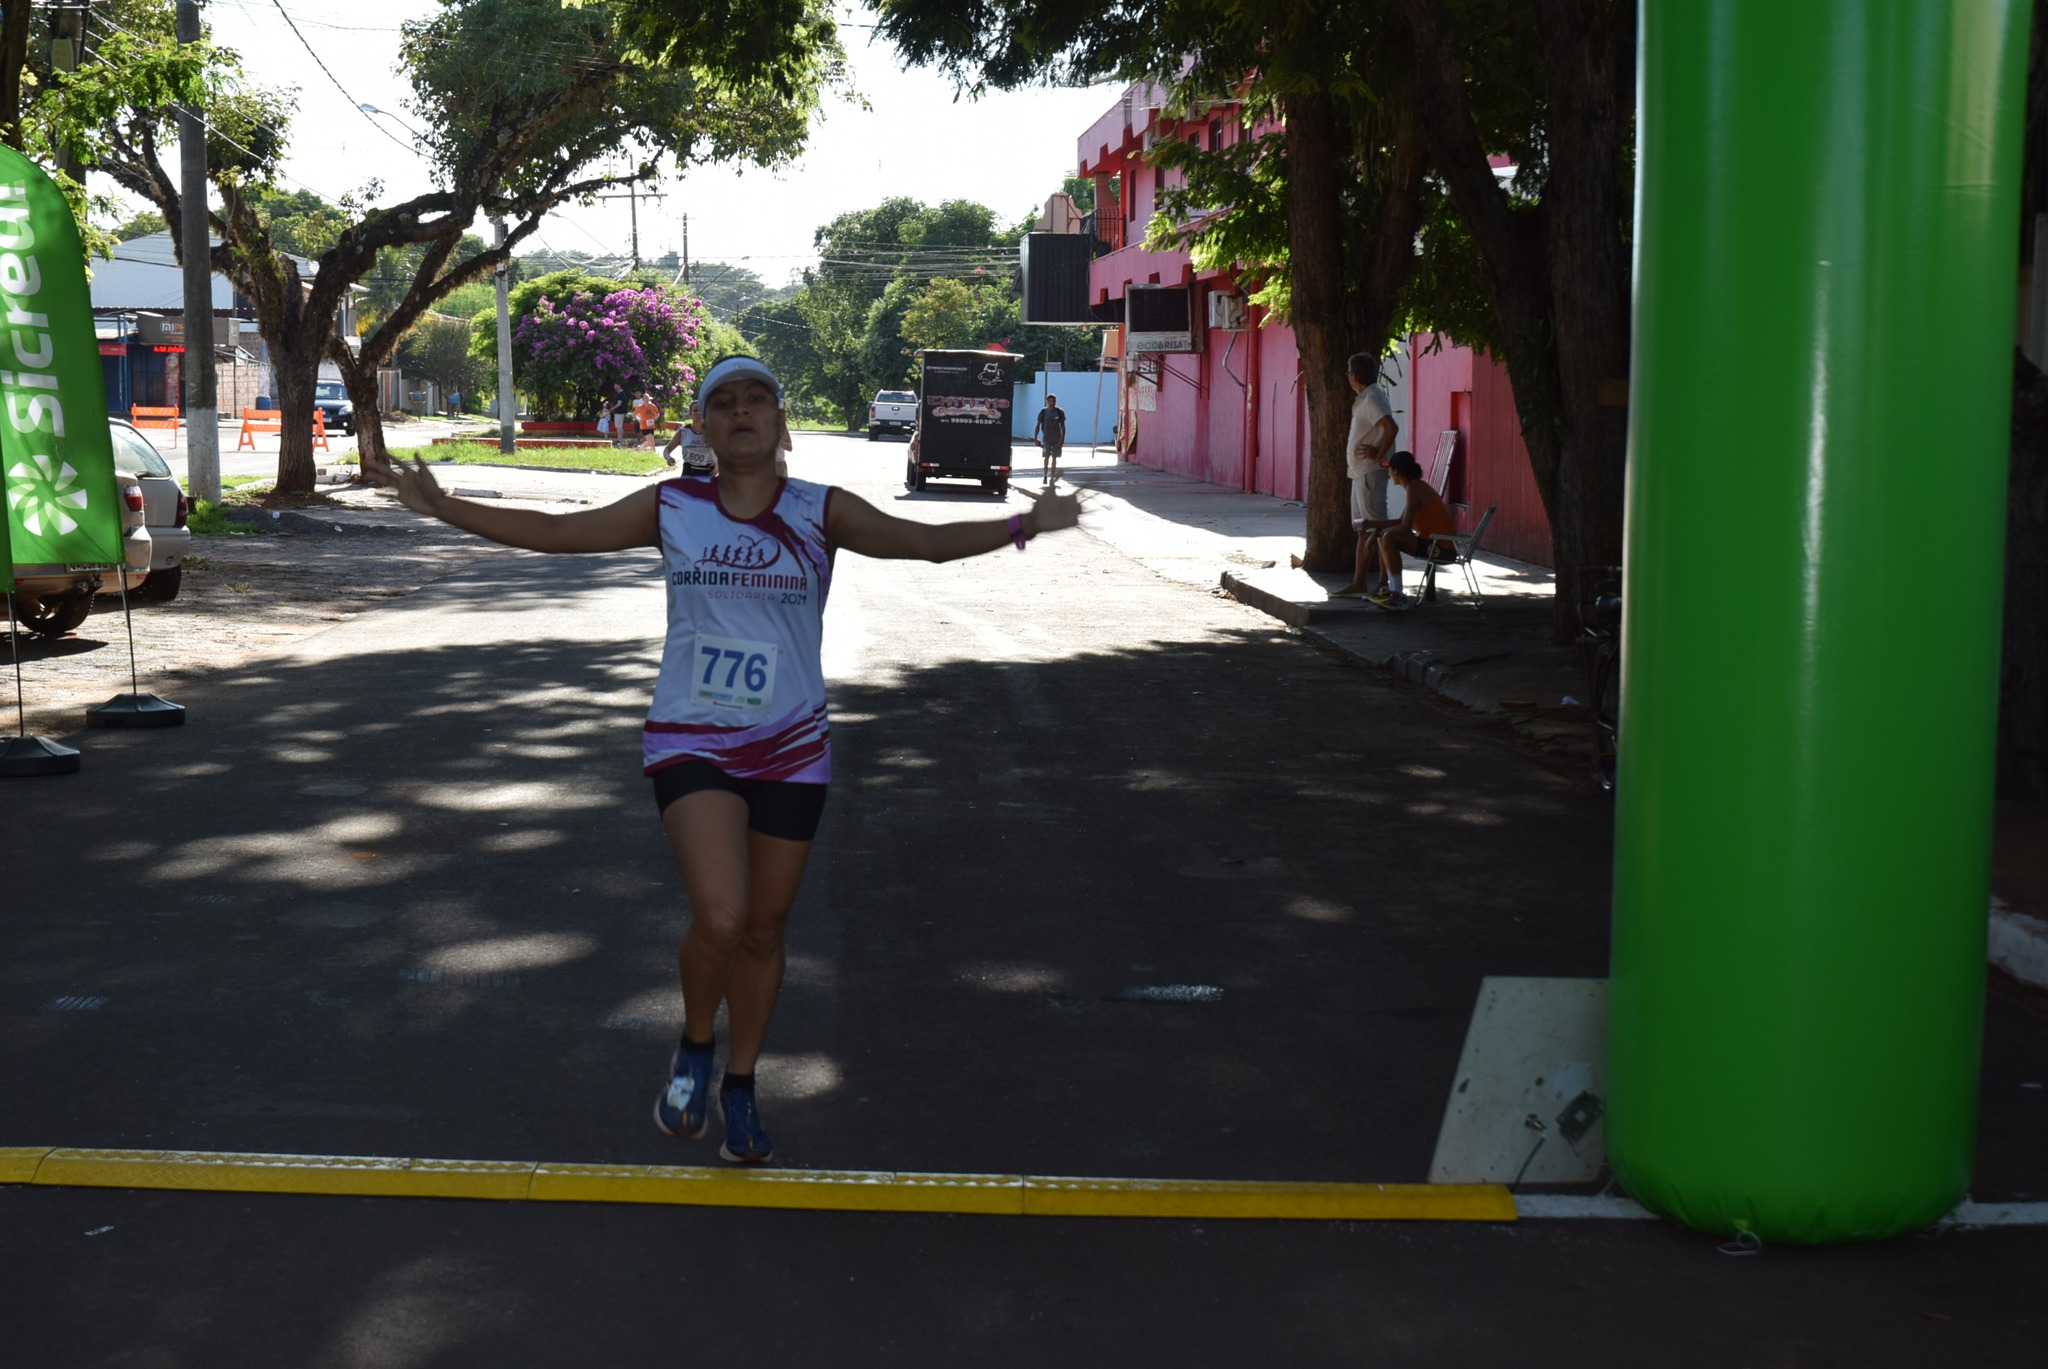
[0,145,121,595]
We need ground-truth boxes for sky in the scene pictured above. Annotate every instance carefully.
[106,1,1124,290]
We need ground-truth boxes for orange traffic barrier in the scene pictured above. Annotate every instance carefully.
[237,408,329,453]
[129,405,181,446]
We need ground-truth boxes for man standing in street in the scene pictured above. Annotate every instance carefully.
[1330,353,1398,597]
[1032,392,1067,485]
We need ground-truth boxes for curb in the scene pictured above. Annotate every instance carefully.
[418,459,654,479]
[221,507,426,538]
[1989,897,2048,990]
[1218,569,1367,628]
[1221,569,1591,757]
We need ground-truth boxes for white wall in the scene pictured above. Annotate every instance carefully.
[1012,367,1121,444]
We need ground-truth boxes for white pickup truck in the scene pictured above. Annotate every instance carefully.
[867,389,918,440]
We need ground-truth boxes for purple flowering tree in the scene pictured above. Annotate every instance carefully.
[512,285,707,420]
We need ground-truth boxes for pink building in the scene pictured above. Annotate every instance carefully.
[1076,87,1556,567]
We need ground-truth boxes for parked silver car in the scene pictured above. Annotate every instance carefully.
[108,417,191,600]
[6,470,152,637]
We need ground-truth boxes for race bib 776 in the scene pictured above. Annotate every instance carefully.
[692,634,778,712]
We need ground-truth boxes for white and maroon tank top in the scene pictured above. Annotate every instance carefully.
[644,476,834,783]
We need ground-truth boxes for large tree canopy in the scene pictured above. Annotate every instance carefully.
[879,0,1633,629]
[792,196,1018,423]
[63,0,842,491]
[1395,0,1634,629]
[3,0,208,260]
[879,0,1431,571]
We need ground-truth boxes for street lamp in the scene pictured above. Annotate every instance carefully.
[357,102,424,141]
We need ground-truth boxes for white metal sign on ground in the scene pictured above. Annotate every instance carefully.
[1430,976,1609,1185]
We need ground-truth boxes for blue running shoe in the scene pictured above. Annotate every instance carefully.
[653,1046,712,1139]
[719,1086,774,1164]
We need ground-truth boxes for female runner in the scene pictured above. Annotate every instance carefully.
[377,356,1080,1162]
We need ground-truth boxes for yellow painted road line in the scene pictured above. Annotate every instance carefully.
[0,1147,52,1184]
[1022,1176,1516,1222]
[529,1164,1028,1214]
[32,1149,535,1201]
[5,1147,1515,1222]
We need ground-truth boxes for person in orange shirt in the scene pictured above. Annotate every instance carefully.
[1333,450,1458,609]
[633,394,663,449]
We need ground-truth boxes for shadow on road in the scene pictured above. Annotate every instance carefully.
[4,558,2042,1203]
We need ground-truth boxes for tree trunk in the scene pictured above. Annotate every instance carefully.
[2005,351,2048,797]
[2005,0,2048,797]
[0,5,31,150]
[271,346,320,495]
[1399,0,1633,639]
[1284,91,1357,572]
[337,352,389,480]
[1534,0,1633,593]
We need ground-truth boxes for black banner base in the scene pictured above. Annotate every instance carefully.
[86,693,187,728]
[0,733,81,776]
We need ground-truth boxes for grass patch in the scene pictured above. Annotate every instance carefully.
[788,418,859,433]
[187,481,355,535]
[388,441,665,476]
[179,474,268,494]
[188,500,263,538]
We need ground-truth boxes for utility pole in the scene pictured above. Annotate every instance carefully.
[174,0,219,504]
[681,212,689,287]
[595,182,660,272]
[48,6,88,186]
[494,216,514,454]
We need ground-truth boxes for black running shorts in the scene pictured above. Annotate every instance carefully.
[650,758,828,842]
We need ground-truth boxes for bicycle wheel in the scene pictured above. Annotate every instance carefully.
[1590,639,1619,792]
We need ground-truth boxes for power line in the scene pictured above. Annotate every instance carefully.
[265,0,417,156]
[209,0,401,34]
[85,9,362,211]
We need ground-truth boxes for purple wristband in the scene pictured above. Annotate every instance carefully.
[1008,514,1028,550]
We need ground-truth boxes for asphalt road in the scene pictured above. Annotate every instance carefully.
[4,432,2044,1365]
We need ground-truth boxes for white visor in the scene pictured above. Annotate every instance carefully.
[697,356,784,409]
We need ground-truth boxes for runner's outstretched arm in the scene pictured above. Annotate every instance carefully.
[828,485,1080,562]
[374,456,658,553]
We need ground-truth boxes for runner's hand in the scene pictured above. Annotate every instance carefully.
[1029,485,1081,535]
[374,456,448,518]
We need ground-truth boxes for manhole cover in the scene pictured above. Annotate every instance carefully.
[1113,984,1224,1004]
[400,969,521,987]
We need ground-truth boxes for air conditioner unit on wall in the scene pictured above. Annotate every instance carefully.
[1207,292,1247,330]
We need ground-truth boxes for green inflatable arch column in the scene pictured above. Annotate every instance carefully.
[1612,1,2030,1242]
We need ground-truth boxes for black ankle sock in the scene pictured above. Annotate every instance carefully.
[721,1070,755,1094]
[680,1033,714,1056]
